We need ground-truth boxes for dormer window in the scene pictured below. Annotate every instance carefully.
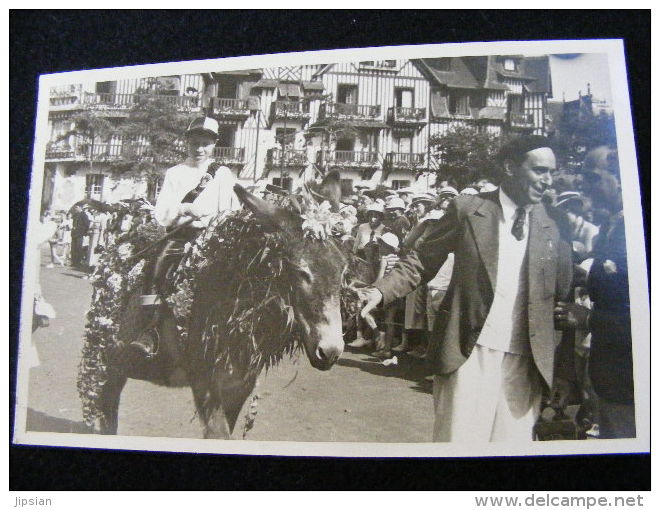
[504,58,517,71]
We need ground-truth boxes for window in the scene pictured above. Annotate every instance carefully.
[337,84,358,105]
[391,180,411,190]
[395,88,414,108]
[504,58,517,71]
[95,81,116,94]
[95,81,116,104]
[449,92,470,116]
[394,135,412,154]
[335,137,355,152]
[155,76,180,96]
[340,179,354,197]
[508,94,524,114]
[272,177,293,192]
[218,80,239,99]
[85,174,105,200]
[217,125,236,148]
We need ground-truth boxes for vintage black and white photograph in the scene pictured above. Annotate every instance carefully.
[12,39,649,457]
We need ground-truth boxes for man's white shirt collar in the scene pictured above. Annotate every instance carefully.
[498,187,532,224]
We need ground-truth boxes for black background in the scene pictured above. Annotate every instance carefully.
[10,10,650,490]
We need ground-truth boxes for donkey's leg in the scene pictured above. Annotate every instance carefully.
[190,377,231,439]
[97,370,127,435]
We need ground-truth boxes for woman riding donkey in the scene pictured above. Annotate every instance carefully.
[130,116,239,359]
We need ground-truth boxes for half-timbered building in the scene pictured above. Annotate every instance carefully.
[41,55,552,211]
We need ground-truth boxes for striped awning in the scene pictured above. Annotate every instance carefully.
[301,81,324,91]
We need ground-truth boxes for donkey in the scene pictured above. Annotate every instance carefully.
[85,172,347,439]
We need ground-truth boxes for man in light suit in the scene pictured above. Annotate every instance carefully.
[359,136,575,442]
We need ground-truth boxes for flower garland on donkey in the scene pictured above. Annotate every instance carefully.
[77,171,354,439]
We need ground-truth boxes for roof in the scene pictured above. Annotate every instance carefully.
[482,56,511,90]
[519,56,552,94]
[419,57,481,89]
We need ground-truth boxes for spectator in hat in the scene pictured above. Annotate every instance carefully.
[396,187,414,208]
[384,196,411,243]
[353,202,386,260]
[356,194,374,224]
[370,232,403,360]
[130,117,240,359]
[409,193,436,226]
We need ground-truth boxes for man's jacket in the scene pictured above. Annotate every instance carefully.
[373,191,574,390]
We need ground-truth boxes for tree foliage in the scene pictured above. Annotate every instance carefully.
[428,125,507,189]
[554,108,617,173]
[110,93,198,182]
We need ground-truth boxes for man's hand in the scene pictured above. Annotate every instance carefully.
[356,286,383,330]
[554,302,590,330]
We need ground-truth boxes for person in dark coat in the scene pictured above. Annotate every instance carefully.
[359,136,575,442]
[70,205,90,269]
[555,146,635,439]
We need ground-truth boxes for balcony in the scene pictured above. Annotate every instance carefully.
[82,92,200,111]
[45,141,80,161]
[45,141,127,162]
[318,102,382,124]
[317,150,380,177]
[49,95,80,107]
[508,112,535,129]
[384,152,426,178]
[269,100,311,123]
[385,152,425,169]
[359,60,398,71]
[267,148,307,168]
[208,97,251,119]
[387,107,427,127]
[213,147,246,165]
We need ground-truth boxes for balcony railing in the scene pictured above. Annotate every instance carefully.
[45,143,78,160]
[267,148,308,168]
[359,60,397,70]
[508,112,535,128]
[387,106,427,125]
[49,95,80,107]
[318,102,381,121]
[385,152,426,169]
[209,97,250,117]
[82,92,200,109]
[270,101,311,122]
[45,139,155,161]
[317,150,380,169]
[213,147,246,165]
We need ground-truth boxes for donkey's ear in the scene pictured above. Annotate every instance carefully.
[234,183,302,232]
[318,170,342,211]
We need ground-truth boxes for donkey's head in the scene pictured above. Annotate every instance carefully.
[233,171,346,370]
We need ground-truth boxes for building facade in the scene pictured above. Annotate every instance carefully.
[42,55,552,212]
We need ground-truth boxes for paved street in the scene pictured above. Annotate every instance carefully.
[25,248,434,442]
